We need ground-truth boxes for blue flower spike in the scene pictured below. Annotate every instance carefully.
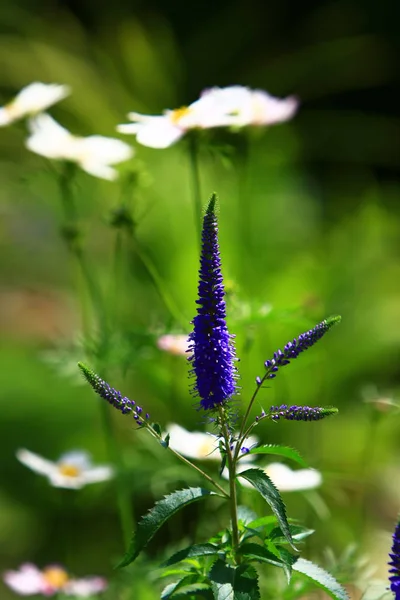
[389,521,400,599]
[78,363,150,426]
[188,194,237,411]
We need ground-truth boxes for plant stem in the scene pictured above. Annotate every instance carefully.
[143,423,229,499]
[188,133,203,248]
[57,164,133,548]
[219,406,240,559]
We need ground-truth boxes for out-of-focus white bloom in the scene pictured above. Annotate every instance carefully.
[117,85,298,148]
[3,563,107,597]
[0,82,70,127]
[16,449,113,489]
[26,113,133,180]
[223,462,322,492]
[157,334,189,356]
[166,423,257,461]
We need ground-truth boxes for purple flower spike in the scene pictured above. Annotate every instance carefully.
[188,194,237,410]
[263,316,341,381]
[78,363,148,426]
[389,521,400,598]
[268,404,338,422]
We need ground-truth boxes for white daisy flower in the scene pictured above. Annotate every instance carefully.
[3,563,107,597]
[26,113,133,180]
[16,449,113,489]
[166,423,257,461]
[0,82,70,127]
[224,461,322,492]
[117,85,298,148]
[157,334,190,356]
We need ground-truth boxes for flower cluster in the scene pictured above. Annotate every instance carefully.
[78,363,150,425]
[256,316,341,385]
[4,563,106,597]
[117,85,298,148]
[389,521,400,599]
[260,404,338,422]
[187,194,237,410]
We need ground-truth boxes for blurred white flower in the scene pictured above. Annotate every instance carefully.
[26,113,133,180]
[117,85,298,148]
[16,449,113,489]
[3,563,107,597]
[0,82,70,127]
[223,462,322,492]
[157,334,189,356]
[167,423,257,461]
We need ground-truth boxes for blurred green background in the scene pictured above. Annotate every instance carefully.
[0,0,399,598]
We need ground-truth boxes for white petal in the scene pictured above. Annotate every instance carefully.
[166,424,220,460]
[250,91,298,125]
[57,451,92,470]
[26,114,75,159]
[80,466,114,484]
[80,160,118,180]
[47,472,86,489]
[265,463,322,491]
[16,449,57,477]
[0,82,70,127]
[78,136,133,165]
[118,114,184,148]
[64,577,107,597]
[3,564,45,595]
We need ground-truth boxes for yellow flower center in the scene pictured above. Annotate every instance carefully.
[198,440,215,458]
[58,463,81,478]
[170,106,191,124]
[42,567,69,589]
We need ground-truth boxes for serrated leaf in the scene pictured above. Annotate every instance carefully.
[162,543,220,567]
[168,583,212,598]
[117,488,219,567]
[245,444,307,467]
[237,469,296,550]
[161,575,209,599]
[269,525,315,544]
[237,543,285,568]
[293,558,349,600]
[209,560,260,600]
[246,516,277,530]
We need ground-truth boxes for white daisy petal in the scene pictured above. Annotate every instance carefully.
[80,466,114,484]
[64,576,107,597]
[265,463,322,491]
[167,423,219,460]
[16,449,57,477]
[80,160,118,181]
[79,136,133,164]
[0,82,70,127]
[3,564,44,595]
[157,334,190,356]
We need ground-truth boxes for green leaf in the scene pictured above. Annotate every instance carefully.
[245,444,307,467]
[161,433,170,448]
[117,488,219,567]
[152,423,162,436]
[237,543,285,568]
[209,561,260,600]
[161,576,211,599]
[246,515,277,530]
[293,558,349,600]
[162,543,221,567]
[269,525,315,544]
[237,469,296,550]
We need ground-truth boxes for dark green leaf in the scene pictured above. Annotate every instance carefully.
[237,469,296,550]
[117,488,219,567]
[152,423,162,436]
[237,543,285,568]
[245,445,307,467]
[293,558,349,600]
[209,560,260,600]
[162,543,220,567]
[269,525,315,544]
[237,506,258,526]
[161,433,170,448]
[161,579,212,599]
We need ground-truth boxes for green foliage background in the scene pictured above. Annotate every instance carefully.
[0,0,399,598]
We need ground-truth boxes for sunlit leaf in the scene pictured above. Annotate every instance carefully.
[293,557,349,600]
[162,543,221,567]
[245,444,307,467]
[209,560,260,600]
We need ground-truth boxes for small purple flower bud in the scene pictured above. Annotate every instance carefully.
[188,195,238,410]
[256,376,262,385]
[268,404,338,422]
[78,363,147,427]
[241,447,250,454]
[389,521,400,598]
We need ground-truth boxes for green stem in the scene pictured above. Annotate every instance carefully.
[127,229,187,328]
[143,422,229,498]
[188,133,203,248]
[57,164,133,548]
[219,406,240,559]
